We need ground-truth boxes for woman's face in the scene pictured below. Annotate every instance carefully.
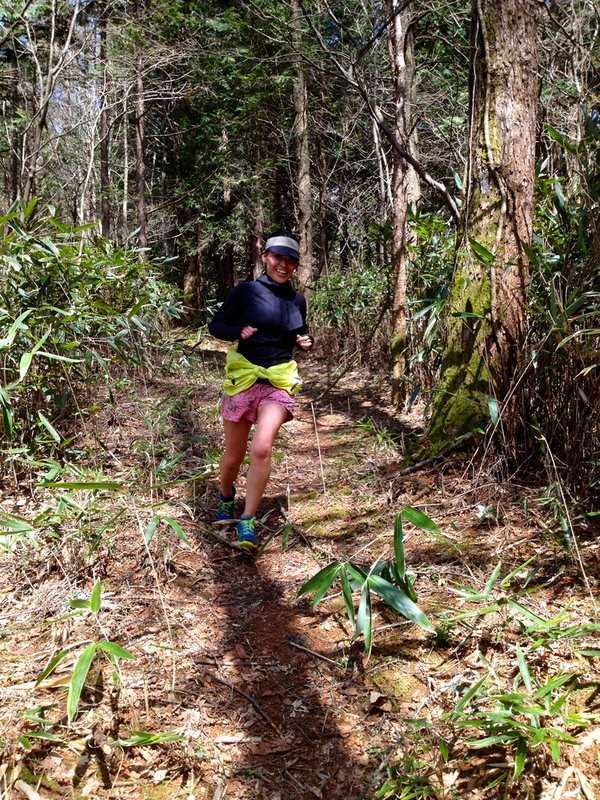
[262,250,298,284]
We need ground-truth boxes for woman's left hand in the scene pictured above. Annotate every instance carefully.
[296,334,313,351]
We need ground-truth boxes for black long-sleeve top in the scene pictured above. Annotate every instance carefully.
[208,274,309,368]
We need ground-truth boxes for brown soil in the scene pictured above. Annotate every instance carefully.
[0,341,599,800]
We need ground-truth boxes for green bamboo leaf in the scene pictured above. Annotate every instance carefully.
[96,641,135,660]
[37,411,61,442]
[36,351,81,363]
[401,507,441,533]
[67,643,97,723]
[36,640,91,686]
[483,562,502,598]
[367,574,435,632]
[297,562,342,598]
[69,599,91,609]
[160,516,190,547]
[469,238,496,263]
[549,741,560,763]
[578,649,600,657]
[355,580,371,639]
[533,673,573,699]
[454,675,488,716]
[346,562,367,585]
[340,566,355,626]
[90,580,102,613]
[516,644,532,691]
[39,481,123,490]
[144,516,160,544]
[19,352,34,381]
[393,514,405,581]
[311,563,342,607]
[514,737,527,778]
[20,731,62,742]
[487,396,499,426]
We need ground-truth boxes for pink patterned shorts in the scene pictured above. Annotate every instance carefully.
[221,382,295,423]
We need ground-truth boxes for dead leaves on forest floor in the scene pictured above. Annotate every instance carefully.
[0,342,599,800]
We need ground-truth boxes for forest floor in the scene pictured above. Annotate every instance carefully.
[1,340,599,800]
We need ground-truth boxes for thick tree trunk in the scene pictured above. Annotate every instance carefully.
[428,0,538,446]
[291,0,313,296]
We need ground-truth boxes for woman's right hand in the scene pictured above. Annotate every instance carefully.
[240,325,258,339]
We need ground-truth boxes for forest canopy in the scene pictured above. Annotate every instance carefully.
[1,0,599,500]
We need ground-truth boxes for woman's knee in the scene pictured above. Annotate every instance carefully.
[249,438,273,463]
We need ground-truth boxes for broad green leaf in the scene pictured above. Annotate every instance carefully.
[298,562,342,598]
[346,562,367,584]
[160,516,190,547]
[96,641,135,660]
[549,741,560,763]
[544,123,577,154]
[401,507,441,533]
[90,580,102,613]
[355,580,371,639]
[67,643,97,723]
[38,411,61,442]
[469,238,495,263]
[144,516,160,544]
[367,574,435,632]
[393,514,405,581]
[487,396,499,426]
[69,599,91,609]
[340,566,355,626]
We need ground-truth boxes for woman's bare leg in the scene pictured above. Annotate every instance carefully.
[220,417,252,497]
[243,404,289,518]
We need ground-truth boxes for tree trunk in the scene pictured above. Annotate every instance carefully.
[134,0,148,251]
[387,0,417,407]
[100,5,110,237]
[428,0,538,446]
[291,0,313,296]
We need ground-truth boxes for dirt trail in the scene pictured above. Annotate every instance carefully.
[1,345,599,800]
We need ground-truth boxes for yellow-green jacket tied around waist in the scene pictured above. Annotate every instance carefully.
[223,347,302,396]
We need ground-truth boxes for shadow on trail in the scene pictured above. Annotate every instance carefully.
[181,521,369,800]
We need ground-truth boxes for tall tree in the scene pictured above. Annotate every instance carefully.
[428,0,538,446]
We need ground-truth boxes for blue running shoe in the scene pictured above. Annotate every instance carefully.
[237,516,258,549]
[216,487,236,521]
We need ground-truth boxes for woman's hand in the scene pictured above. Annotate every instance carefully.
[240,325,258,339]
[296,334,313,351]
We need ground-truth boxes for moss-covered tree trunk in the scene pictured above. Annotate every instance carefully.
[428,0,538,446]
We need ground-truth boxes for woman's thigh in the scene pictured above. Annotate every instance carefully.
[251,403,290,455]
[223,417,253,462]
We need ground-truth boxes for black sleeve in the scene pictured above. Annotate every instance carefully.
[208,284,249,342]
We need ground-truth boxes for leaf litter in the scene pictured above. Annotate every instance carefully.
[0,342,598,799]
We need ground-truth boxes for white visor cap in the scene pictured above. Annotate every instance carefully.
[265,235,299,260]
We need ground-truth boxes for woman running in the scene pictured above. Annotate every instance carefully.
[208,230,313,548]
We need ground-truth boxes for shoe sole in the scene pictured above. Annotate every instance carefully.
[237,539,258,549]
